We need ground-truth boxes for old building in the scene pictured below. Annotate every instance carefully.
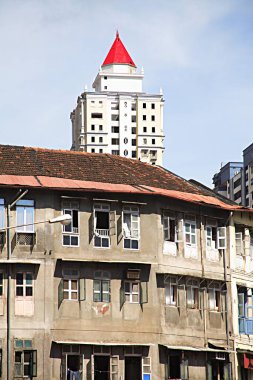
[70,32,165,166]
[0,144,253,379]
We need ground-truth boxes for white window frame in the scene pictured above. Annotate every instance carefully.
[184,216,197,247]
[62,269,79,301]
[208,282,221,312]
[16,272,33,299]
[62,202,80,247]
[163,215,176,242]
[122,206,140,250]
[186,279,199,309]
[165,276,178,306]
[0,272,3,298]
[124,280,140,304]
[16,200,35,233]
[235,231,244,256]
[93,271,111,303]
[94,203,111,248]
[0,198,4,229]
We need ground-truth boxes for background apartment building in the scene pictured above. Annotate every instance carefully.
[0,144,253,379]
[70,32,165,166]
[213,142,253,207]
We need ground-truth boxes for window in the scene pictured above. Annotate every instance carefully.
[123,206,140,249]
[111,150,120,155]
[104,76,107,80]
[163,215,176,242]
[143,138,147,145]
[235,229,244,255]
[0,199,4,229]
[91,124,95,131]
[91,149,95,153]
[186,279,199,309]
[151,103,155,109]
[151,115,155,121]
[111,126,119,133]
[16,273,33,297]
[93,271,110,302]
[91,137,95,143]
[63,279,78,300]
[99,149,103,154]
[104,86,107,90]
[62,202,79,247]
[250,231,253,259]
[184,217,197,246]
[16,200,34,233]
[152,127,155,133]
[0,273,3,297]
[93,204,116,248]
[112,138,119,145]
[143,115,146,121]
[206,220,217,249]
[99,125,103,131]
[132,139,136,146]
[111,115,119,121]
[131,115,136,123]
[91,113,103,119]
[131,127,136,134]
[124,280,140,303]
[58,270,85,307]
[99,137,103,143]
[132,151,136,158]
[152,139,155,145]
[208,283,221,311]
[14,340,37,377]
[143,127,147,133]
[165,276,177,306]
[143,103,146,109]
[141,150,148,158]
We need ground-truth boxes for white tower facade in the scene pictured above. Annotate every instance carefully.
[71,32,165,165]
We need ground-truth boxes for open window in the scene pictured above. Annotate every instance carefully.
[93,204,116,248]
[163,213,176,242]
[186,278,199,309]
[164,276,178,307]
[62,201,79,247]
[122,206,139,249]
[208,281,225,312]
[14,339,37,378]
[235,226,245,256]
[58,269,86,308]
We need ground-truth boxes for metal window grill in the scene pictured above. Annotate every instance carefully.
[16,233,36,246]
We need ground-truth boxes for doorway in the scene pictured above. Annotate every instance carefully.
[125,356,142,380]
[94,356,110,380]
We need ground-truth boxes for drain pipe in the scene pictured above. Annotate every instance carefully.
[7,189,28,380]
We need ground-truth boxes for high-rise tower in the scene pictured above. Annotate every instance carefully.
[71,32,165,165]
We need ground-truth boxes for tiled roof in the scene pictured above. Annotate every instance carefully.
[0,144,203,193]
[102,32,136,67]
[0,144,241,210]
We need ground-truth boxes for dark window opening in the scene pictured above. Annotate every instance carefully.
[91,113,103,119]
[94,356,110,380]
[125,356,141,380]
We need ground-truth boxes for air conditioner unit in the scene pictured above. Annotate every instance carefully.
[127,270,140,280]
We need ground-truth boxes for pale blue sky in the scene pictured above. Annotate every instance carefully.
[1,0,253,186]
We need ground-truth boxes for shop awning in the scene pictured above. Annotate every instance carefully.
[53,340,154,346]
[162,345,232,353]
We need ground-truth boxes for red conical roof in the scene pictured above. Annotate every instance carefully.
[102,31,136,67]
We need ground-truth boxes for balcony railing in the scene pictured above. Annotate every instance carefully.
[95,229,109,237]
[239,317,253,334]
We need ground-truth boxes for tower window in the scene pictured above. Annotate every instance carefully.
[104,76,107,80]
[91,125,95,131]
[151,115,155,121]
[132,139,136,146]
[104,86,107,90]
[91,113,103,119]
[99,149,103,153]
[152,127,155,133]
[99,125,103,131]
[152,139,155,145]
[143,127,147,133]
[143,115,146,121]
[99,137,103,143]
[143,103,146,109]
[91,149,95,153]
[151,103,155,109]
[91,137,95,143]
[132,151,136,158]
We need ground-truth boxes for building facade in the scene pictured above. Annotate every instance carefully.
[0,145,253,379]
[213,143,253,207]
[70,32,165,166]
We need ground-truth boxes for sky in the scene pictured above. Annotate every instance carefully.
[1,0,253,187]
